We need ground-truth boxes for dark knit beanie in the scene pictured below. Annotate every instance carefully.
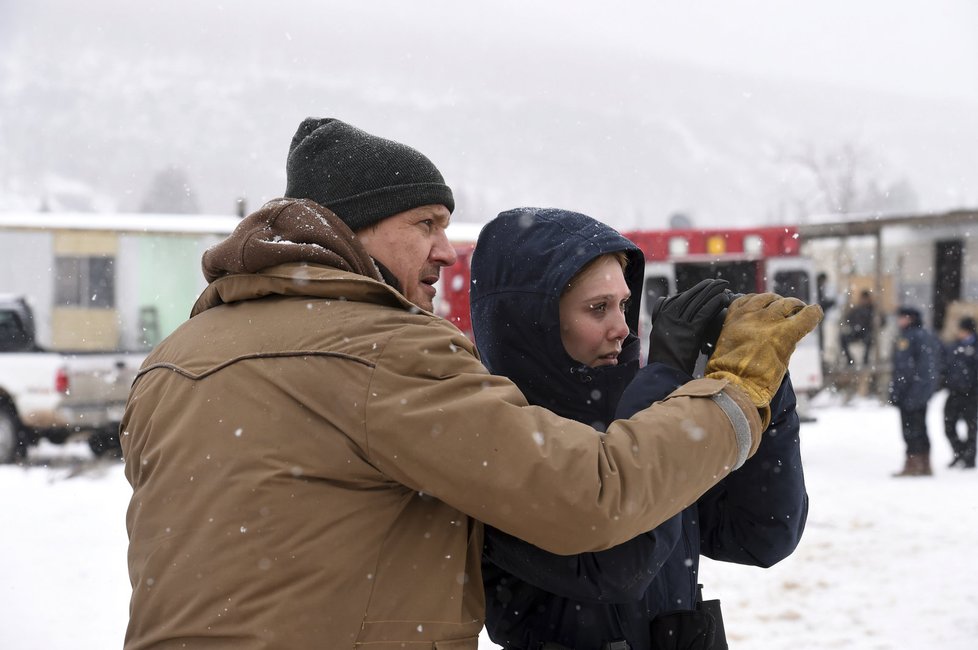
[284,117,455,232]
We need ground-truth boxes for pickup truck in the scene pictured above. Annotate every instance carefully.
[0,295,145,463]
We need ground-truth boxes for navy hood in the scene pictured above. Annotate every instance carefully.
[469,207,645,430]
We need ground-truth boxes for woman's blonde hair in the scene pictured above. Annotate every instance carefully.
[563,251,629,295]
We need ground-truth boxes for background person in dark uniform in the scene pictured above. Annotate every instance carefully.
[942,316,978,469]
[888,306,942,477]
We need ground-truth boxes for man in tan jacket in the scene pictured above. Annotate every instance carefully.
[121,117,821,649]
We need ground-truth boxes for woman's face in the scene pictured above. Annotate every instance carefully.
[558,255,631,367]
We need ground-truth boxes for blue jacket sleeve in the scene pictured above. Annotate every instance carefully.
[481,362,690,603]
[697,375,809,567]
[614,362,692,421]
[483,519,681,603]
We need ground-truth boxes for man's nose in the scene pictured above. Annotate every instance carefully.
[432,231,458,267]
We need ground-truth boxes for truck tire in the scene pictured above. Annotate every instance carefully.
[0,408,26,464]
[88,428,122,459]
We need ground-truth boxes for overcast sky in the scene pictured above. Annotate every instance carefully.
[603,0,978,103]
[6,0,976,104]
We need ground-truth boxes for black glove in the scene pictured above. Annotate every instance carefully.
[649,279,731,374]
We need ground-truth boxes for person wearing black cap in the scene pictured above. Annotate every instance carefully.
[119,117,821,649]
[942,316,978,468]
[888,306,942,476]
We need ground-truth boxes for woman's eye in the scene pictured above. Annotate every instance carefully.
[589,303,608,313]
[620,299,630,312]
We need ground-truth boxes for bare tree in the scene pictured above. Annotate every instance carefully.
[774,141,919,221]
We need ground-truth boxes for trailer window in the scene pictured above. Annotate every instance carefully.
[773,270,810,301]
[54,256,116,308]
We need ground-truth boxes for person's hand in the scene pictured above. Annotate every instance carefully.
[705,293,823,428]
[649,279,731,374]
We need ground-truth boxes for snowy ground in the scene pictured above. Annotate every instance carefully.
[1,390,976,650]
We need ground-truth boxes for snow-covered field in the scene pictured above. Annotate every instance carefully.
[1,391,976,649]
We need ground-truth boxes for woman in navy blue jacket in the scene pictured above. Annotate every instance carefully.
[469,207,808,650]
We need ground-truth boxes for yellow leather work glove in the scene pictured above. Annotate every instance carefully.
[705,293,823,428]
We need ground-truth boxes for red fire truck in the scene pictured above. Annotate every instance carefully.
[435,224,823,397]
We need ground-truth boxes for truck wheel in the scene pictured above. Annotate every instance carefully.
[89,429,122,459]
[0,409,27,464]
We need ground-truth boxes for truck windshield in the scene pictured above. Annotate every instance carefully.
[0,310,31,352]
[773,270,811,301]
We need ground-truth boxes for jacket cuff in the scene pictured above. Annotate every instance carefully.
[711,390,753,470]
[663,378,764,468]
[715,381,764,463]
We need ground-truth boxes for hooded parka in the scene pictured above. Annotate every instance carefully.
[122,198,765,649]
[471,208,807,650]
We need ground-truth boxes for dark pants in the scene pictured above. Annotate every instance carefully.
[944,392,977,463]
[841,332,872,365]
[900,407,930,455]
